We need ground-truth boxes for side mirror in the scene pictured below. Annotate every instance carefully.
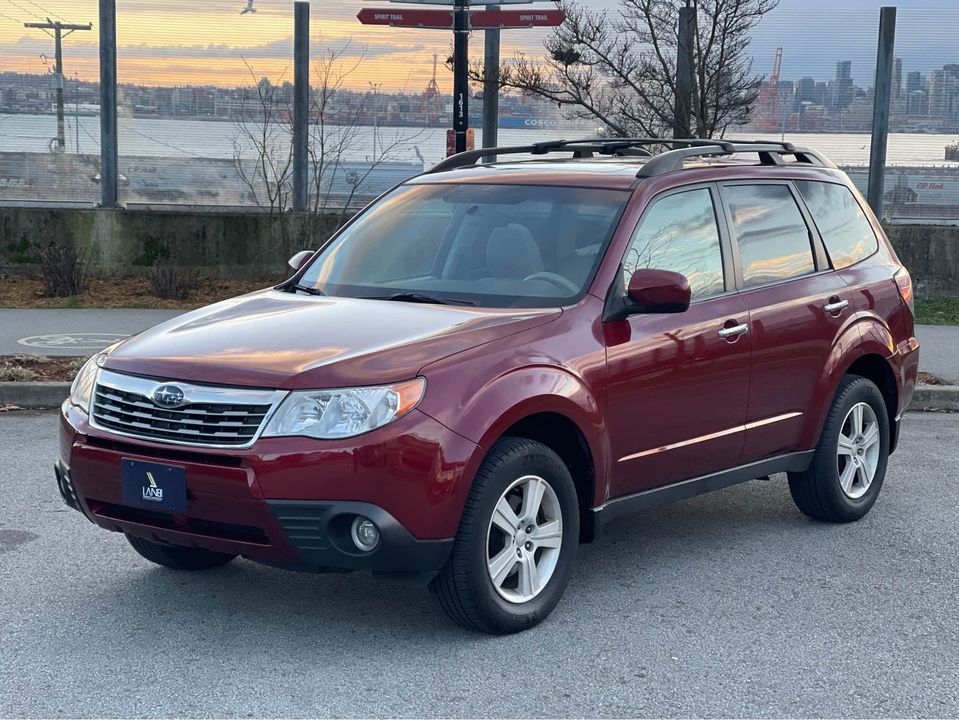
[626,268,691,314]
[287,250,314,274]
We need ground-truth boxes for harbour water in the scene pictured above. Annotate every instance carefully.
[1,113,957,217]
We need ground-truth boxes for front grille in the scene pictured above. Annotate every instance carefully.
[90,370,286,448]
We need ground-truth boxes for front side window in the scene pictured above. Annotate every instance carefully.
[725,184,816,288]
[795,180,878,270]
[622,188,725,300]
[297,183,629,308]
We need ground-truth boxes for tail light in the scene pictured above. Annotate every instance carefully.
[894,268,914,314]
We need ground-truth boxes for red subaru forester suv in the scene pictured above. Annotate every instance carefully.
[57,139,919,634]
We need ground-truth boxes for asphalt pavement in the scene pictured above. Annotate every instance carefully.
[1,411,958,718]
[0,307,957,383]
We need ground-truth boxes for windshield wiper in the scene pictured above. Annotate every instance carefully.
[289,283,324,297]
[370,292,478,307]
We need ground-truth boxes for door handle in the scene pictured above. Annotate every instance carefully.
[718,323,749,339]
[824,299,850,314]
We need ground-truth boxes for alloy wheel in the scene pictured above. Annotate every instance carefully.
[837,401,881,500]
[485,475,563,604]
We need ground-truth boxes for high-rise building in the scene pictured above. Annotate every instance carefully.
[836,60,852,81]
[906,71,923,94]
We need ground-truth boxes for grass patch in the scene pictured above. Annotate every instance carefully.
[915,297,959,326]
[57,296,82,309]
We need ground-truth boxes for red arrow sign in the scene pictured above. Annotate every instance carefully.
[357,8,454,29]
[469,9,566,29]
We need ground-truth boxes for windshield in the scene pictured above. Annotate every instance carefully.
[296,183,630,308]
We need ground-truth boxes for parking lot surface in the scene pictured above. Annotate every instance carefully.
[1,411,957,718]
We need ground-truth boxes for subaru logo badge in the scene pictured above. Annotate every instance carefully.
[152,384,186,408]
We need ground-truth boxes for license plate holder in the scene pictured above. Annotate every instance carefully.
[121,459,187,513]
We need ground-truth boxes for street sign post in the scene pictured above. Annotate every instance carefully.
[358,1,566,157]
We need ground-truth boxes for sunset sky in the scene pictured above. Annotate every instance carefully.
[0,0,954,93]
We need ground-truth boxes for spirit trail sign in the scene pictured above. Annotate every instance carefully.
[357,1,565,155]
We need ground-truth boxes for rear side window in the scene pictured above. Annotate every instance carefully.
[622,188,725,300]
[725,184,815,288]
[795,180,879,269]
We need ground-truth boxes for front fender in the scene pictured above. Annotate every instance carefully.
[418,365,609,510]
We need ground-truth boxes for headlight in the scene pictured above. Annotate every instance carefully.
[69,352,108,414]
[263,378,426,440]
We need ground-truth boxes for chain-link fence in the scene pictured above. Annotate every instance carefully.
[1,1,957,220]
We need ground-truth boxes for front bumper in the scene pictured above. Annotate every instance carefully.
[57,402,476,578]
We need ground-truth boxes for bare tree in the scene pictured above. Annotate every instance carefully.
[232,60,294,216]
[472,0,778,139]
[231,45,426,247]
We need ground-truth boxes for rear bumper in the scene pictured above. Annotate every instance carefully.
[57,402,475,578]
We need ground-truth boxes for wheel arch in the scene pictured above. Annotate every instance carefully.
[437,366,609,544]
[842,353,899,452]
[499,411,600,542]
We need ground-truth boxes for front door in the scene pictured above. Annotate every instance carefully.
[605,185,750,498]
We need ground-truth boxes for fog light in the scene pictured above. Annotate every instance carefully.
[350,516,379,552]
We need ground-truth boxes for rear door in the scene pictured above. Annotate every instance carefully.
[605,185,751,497]
[718,181,850,463]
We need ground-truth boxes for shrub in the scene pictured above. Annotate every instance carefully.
[38,245,89,298]
[148,264,201,301]
[0,364,37,382]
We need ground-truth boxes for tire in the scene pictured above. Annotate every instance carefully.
[431,437,579,635]
[125,534,237,571]
[788,375,890,523]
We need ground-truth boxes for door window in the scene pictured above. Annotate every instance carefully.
[795,180,879,269]
[725,184,816,288]
[622,188,725,300]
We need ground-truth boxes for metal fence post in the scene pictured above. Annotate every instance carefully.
[673,1,696,140]
[98,0,118,207]
[867,6,897,219]
[293,1,310,213]
[483,4,501,162]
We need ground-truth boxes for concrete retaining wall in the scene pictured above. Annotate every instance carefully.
[1,206,958,293]
[884,224,959,297]
[0,206,347,279]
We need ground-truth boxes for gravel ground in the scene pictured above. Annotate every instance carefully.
[1,411,957,718]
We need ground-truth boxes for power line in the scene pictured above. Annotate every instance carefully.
[23,0,62,21]
[4,0,42,22]
[0,10,24,24]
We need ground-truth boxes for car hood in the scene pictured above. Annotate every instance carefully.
[104,289,560,389]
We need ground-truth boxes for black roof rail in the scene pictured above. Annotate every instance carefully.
[635,141,836,177]
[425,136,837,176]
[426,137,725,174]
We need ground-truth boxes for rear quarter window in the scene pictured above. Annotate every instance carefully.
[795,180,879,270]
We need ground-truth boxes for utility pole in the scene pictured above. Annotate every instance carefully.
[24,18,92,153]
[482,4,501,162]
[453,0,470,153]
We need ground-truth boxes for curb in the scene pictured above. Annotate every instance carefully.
[910,384,959,412]
[1,382,957,412]
[0,382,70,409]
